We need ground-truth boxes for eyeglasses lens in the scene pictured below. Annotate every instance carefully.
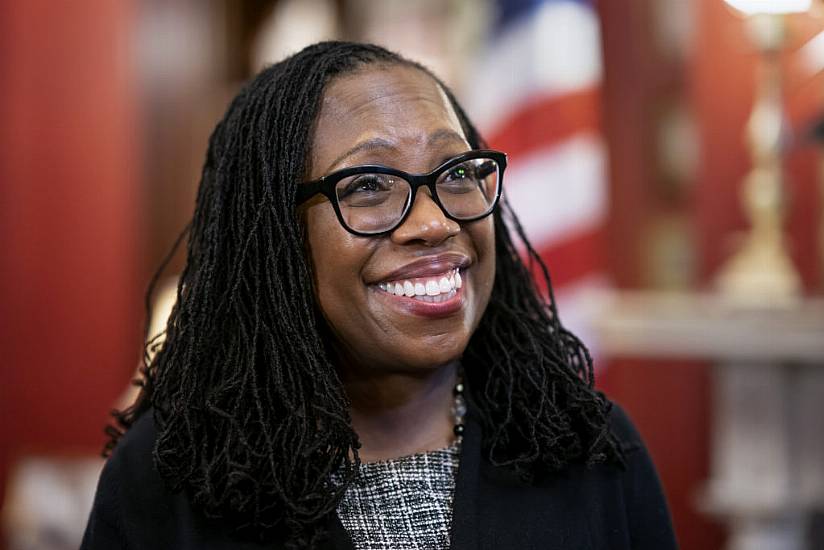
[436,158,500,220]
[335,174,411,234]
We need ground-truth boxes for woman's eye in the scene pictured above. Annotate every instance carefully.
[440,163,480,194]
[336,175,399,206]
[341,175,389,196]
[445,166,471,181]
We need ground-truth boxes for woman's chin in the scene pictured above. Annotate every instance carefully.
[387,342,467,373]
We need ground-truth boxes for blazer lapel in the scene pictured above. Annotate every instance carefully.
[449,410,482,550]
[322,513,355,550]
[449,407,595,550]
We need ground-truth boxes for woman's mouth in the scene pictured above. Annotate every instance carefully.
[375,268,462,303]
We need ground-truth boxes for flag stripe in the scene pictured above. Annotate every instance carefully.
[486,88,601,159]
[502,134,607,249]
[529,227,604,290]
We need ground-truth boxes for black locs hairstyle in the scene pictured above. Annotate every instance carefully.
[111,41,622,546]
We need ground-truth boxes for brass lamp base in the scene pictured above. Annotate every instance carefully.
[715,237,801,306]
[713,13,802,307]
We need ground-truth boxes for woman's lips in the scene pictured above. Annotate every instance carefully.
[371,268,466,318]
[375,253,470,283]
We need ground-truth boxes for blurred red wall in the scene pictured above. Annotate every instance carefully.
[0,1,143,544]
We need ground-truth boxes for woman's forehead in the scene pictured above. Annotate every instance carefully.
[324,66,461,127]
[311,65,466,174]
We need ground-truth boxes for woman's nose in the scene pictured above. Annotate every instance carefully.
[390,189,460,246]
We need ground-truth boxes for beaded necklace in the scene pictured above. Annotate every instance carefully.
[452,378,467,439]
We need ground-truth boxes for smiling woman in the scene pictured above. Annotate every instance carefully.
[80,42,676,550]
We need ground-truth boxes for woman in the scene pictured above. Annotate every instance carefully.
[82,42,676,549]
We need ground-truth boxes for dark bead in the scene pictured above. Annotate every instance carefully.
[453,423,465,436]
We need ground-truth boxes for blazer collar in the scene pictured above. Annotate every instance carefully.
[323,512,353,550]
[449,409,482,550]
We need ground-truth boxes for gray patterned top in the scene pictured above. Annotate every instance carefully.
[336,441,461,550]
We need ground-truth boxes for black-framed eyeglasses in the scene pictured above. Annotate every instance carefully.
[296,150,507,237]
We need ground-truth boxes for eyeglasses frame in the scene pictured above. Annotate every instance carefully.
[296,149,507,237]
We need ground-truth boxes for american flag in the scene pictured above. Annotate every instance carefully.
[465,0,609,351]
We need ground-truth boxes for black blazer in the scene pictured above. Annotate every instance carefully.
[81,403,677,549]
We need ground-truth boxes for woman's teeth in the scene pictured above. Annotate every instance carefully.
[377,269,463,303]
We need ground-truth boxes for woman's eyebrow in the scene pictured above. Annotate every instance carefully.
[426,128,468,149]
[325,137,396,173]
[325,129,468,174]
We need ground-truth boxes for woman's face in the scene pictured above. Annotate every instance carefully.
[303,64,495,374]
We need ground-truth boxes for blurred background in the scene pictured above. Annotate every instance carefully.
[2,0,824,549]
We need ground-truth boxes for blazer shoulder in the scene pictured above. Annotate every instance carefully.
[108,409,159,475]
[82,410,167,549]
[102,409,174,511]
[606,402,645,454]
[605,402,678,549]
